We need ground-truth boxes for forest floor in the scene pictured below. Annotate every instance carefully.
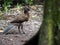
[0,5,43,45]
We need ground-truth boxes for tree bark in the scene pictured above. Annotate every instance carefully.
[55,0,60,45]
[38,0,59,45]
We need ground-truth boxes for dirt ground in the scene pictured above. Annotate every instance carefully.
[0,5,43,45]
[0,33,31,45]
[0,29,39,45]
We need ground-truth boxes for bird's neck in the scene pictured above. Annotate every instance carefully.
[25,13,29,17]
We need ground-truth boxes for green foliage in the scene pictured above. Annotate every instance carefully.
[1,0,34,11]
[16,3,22,9]
[2,0,34,11]
[3,0,13,12]
[24,0,33,5]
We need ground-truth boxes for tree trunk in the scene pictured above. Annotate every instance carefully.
[55,0,60,45]
[38,0,59,45]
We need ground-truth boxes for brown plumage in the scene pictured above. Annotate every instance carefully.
[10,12,29,23]
[11,6,30,34]
[3,5,30,34]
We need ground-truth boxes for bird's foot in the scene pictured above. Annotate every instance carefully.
[19,32,25,34]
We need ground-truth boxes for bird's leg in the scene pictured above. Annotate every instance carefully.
[18,23,21,34]
[21,23,25,34]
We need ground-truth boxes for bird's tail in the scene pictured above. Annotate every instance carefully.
[3,24,14,34]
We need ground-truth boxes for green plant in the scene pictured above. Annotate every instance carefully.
[25,0,33,5]
[16,3,22,9]
[3,0,13,12]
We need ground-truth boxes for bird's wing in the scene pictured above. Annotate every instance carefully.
[3,24,14,34]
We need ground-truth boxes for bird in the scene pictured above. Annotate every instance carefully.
[3,5,30,34]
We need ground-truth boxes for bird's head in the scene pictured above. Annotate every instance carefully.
[23,5,30,14]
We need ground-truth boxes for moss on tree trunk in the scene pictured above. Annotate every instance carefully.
[38,0,59,45]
